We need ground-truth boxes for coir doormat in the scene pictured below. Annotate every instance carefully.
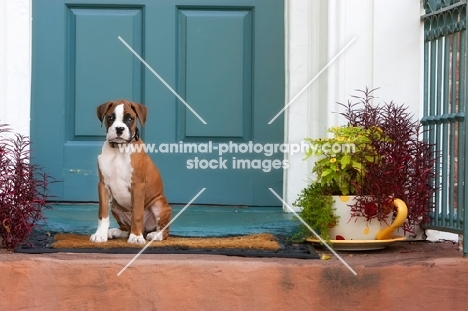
[54,233,279,250]
[14,231,319,259]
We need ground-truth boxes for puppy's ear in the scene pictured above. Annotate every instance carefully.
[97,101,114,125]
[130,102,148,127]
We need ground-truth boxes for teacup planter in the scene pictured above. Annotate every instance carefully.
[328,196,408,241]
[297,89,437,247]
[306,196,408,251]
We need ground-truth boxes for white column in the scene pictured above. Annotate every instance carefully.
[0,0,32,136]
[283,0,329,211]
[372,0,423,118]
[283,0,423,211]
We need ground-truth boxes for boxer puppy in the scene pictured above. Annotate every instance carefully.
[90,99,171,244]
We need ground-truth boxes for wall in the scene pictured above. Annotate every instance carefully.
[0,0,31,136]
[1,253,467,310]
[0,0,423,211]
[284,0,423,210]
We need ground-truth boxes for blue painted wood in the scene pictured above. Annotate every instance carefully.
[40,204,296,237]
[422,2,468,255]
[71,7,143,137]
[32,0,284,206]
[63,7,144,201]
[179,9,252,138]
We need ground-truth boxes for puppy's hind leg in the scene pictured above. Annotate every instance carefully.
[108,228,130,239]
[146,198,172,241]
[108,200,131,239]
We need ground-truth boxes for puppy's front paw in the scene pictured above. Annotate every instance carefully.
[146,231,164,241]
[127,233,146,245]
[90,217,110,243]
[90,233,108,243]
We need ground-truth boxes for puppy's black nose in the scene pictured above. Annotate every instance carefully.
[116,127,125,135]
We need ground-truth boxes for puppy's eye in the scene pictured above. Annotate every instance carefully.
[107,115,115,122]
[125,116,134,123]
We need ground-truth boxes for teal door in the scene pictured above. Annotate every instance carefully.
[31,0,284,206]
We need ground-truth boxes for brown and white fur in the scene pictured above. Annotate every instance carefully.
[90,99,171,244]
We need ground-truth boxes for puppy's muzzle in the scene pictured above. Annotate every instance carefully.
[115,127,125,136]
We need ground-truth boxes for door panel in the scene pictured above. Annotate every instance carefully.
[32,0,284,205]
[178,9,252,138]
[63,6,144,201]
[71,7,143,136]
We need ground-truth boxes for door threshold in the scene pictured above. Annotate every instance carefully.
[39,204,297,237]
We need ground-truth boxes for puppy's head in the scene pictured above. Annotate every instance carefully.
[97,100,147,143]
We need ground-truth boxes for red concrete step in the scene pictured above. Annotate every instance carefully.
[1,241,467,310]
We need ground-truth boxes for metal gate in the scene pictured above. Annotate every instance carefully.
[421,0,468,255]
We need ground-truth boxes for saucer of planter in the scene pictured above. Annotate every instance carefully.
[306,196,408,251]
[306,236,406,251]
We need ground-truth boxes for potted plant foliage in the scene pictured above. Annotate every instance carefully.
[0,123,53,250]
[294,88,436,243]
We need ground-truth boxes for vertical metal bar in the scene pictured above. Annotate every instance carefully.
[430,18,440,226]
[462,5,468,256]
[424,18,430,122]
[449,23,457,228]
[436,16,444,226]
[457,9,466,231]
[424,17,435,226]
[435,35,440,227]
[442,15,450,227]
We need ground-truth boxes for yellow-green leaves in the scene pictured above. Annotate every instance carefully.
[341,154,351,166]
[303,125,380,195]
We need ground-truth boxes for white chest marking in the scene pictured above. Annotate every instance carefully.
[98,142,133,209]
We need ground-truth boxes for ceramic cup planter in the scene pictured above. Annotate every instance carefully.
[328,196,408,241]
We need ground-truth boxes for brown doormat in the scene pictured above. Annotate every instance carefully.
[53,233,280,251]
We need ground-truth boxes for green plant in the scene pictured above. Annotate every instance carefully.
[304,126,379,195]
[294,88,437,237]
[292,182,338,241]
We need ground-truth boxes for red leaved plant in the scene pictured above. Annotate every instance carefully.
[0,124,53,250]
[339,88,437,234]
